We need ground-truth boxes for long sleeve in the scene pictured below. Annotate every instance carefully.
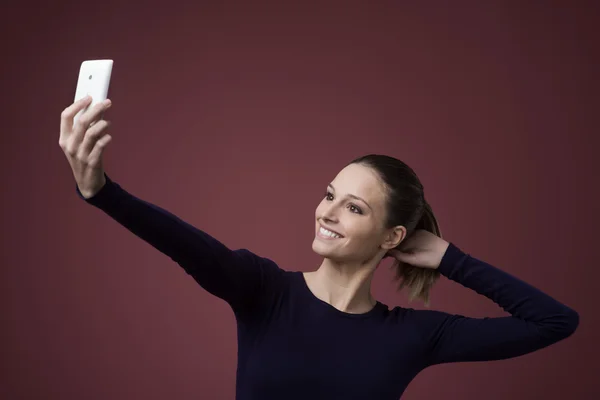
[413,243,579,366]
[75,173,283,318]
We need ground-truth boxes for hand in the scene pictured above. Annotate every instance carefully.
[59,96,113,199]
[385,229,450,270]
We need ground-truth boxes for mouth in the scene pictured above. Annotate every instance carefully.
[317,224,344,239]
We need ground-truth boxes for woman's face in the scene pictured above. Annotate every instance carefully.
[312,163,402,265]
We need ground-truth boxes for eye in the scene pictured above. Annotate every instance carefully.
[324,191,363,214]
[349,204,363,214]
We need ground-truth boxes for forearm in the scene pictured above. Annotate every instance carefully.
[439,243,579,338]
[74,174,281,316]
[76,173,225,266]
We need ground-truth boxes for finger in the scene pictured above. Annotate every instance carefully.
[87,134,112,167]
[78,99,111,129]
[89,110,105,127]
[388,249,415,263]
[71,99,112,149]
[78,119,111,159]
[385,249,399,258]
[60,95,93,138]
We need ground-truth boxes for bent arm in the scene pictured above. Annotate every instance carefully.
[415,243,579,366]
[75,173,282,317]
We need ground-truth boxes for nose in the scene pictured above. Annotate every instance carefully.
[321,203,339,223]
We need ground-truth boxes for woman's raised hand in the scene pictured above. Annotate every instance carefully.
[59,96,113,199]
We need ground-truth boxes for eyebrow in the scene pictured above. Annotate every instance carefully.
[328,183,372,211]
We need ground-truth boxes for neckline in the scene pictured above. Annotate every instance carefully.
[294,271,385,319]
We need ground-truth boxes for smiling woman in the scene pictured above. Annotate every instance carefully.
[309,155,443,308]
[60,97,578,400]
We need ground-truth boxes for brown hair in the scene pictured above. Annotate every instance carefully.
[348,154,442,305]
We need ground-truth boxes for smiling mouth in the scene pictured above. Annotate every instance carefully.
[318,226,343,239]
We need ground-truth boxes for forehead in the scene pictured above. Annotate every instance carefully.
[331,163,385,199]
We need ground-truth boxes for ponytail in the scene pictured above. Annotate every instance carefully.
[346,154,443,305]
[391,200,442,306]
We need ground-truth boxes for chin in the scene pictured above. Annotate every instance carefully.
[311,238,328,256]
[311,239,339,260]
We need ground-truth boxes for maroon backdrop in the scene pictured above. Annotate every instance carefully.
[2,1,598,399]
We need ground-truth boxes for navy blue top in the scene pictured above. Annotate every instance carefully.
[77,174,579,400]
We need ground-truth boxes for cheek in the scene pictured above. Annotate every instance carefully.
[340,234,381,259]
[345,226,379,246]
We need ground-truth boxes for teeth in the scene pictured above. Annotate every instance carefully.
[320,227,341,238]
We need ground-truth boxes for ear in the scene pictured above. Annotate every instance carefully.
[381,225,407,251]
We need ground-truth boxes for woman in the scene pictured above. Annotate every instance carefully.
[59,96,579,399]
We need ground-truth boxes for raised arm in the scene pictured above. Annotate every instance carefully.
[75,174,283,318]
[406,242,579,366]
[59,97,281,320]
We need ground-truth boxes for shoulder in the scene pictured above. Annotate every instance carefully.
[233,248,288,282]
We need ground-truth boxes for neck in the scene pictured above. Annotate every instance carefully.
[304,258,379,314]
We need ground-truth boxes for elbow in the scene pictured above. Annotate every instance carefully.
[547,308,580,341]
[561,308,580,338]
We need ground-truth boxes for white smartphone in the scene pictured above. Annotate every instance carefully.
[73,59,113,124]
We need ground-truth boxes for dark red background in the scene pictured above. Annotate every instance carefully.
[2,1,598,399]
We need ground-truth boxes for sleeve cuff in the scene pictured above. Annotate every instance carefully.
[75,173,121,208]
[437,242,469,277]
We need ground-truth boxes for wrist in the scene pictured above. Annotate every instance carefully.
[434,239,450,269]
